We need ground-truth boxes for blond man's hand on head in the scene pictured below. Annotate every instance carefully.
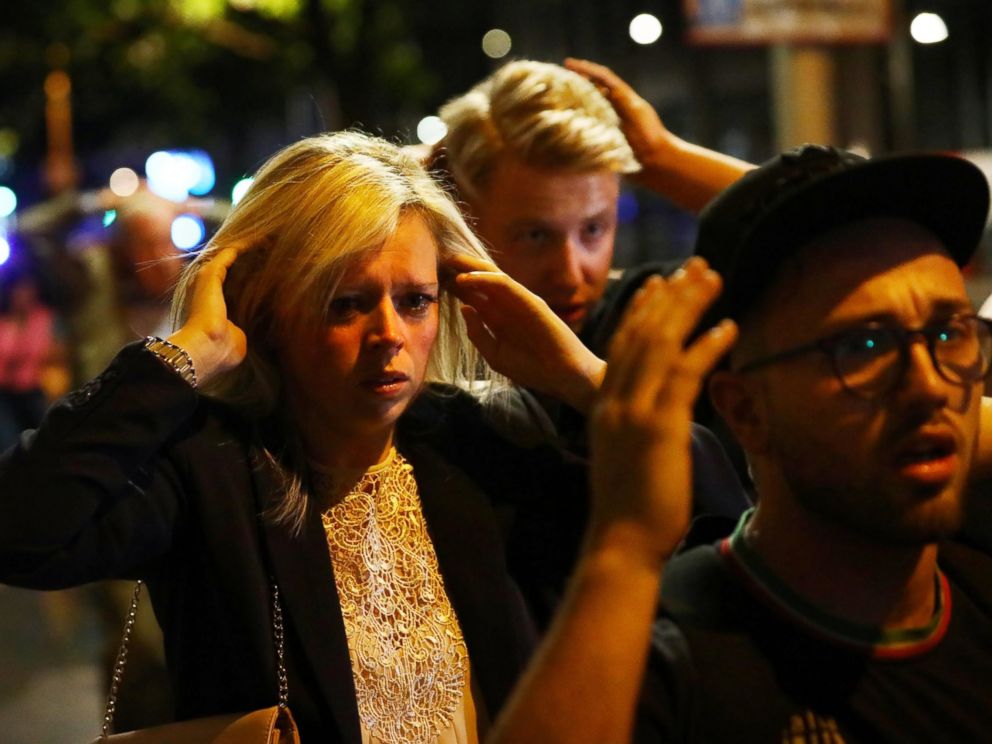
[564,58,672,173]
[565,57,754,213]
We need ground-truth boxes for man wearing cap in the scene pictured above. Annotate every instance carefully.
[488,144,992,743]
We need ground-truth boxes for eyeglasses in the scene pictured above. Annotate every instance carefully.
[736,314,992,400]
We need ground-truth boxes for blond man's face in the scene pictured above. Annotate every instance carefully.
[470,156,619,333]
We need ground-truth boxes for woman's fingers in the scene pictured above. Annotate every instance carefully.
[443,252,501,279]
[186,248,237,324]
[191,246,240,297]
[208,245,242,274]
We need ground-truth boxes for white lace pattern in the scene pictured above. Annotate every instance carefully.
[319,449,469,744]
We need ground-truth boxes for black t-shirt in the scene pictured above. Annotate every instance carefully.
[637,519,992,743]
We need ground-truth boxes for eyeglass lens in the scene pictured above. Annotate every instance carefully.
[832,317,992,397]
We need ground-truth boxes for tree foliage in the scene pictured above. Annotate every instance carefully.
[0,0,465,192]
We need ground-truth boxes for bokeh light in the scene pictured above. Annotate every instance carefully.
[482,29,512,59]
[231,177,254,205]
[146,149,215,201]
[109,167,140,197]
[0,129,19,158]
[629,13,663,45]
[0,186,16,218]
[146,151,185,201]
[171,214,206,251]
[0,236,10,266]
[103,210,117,228]
[417,116,447,145]
[187,150,216,196]
[911,12,948,44]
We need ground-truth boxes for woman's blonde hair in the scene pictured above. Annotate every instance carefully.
[172,130,496,533]
[439,60,641,201]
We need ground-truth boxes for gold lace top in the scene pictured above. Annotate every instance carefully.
[318,448,476,744]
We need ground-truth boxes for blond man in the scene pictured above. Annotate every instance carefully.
[433,58,751,350]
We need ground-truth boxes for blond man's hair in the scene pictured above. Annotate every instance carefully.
[438,60,640,200]
[172,130,497,533]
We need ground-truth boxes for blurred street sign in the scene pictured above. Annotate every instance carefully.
[684,0,891,45]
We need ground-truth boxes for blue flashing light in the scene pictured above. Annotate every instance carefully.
[147,149,212,202]
[188,150,216,196]
[171,214,206,251]
[0,186,16,218]
[146,151,188,202]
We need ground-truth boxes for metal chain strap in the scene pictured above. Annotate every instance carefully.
[100,579,144,740]
[99,578,289,739]
[272,579,289,708]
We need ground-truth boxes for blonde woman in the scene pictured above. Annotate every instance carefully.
[0,131,604,742]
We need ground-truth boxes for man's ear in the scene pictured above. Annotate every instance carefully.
[708,370,770,455]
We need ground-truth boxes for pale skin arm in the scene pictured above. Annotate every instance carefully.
[565,58,754,213]
[486,259,737,744]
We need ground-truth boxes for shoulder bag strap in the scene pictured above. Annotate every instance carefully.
[99,578,288,739]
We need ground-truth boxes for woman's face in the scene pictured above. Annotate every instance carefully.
[279,213,440,450]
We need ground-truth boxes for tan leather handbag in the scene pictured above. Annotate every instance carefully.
[92,581,300,744]
[95,706,298,743]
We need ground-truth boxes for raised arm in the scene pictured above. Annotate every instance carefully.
[167,246,247,386]
[565,58,753,213]
[487,258,737,744]
[0,248,247,587]
[446,253,606,414]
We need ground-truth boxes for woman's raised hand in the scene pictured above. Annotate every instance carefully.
[167,247,248,387]
[589,258,737,565]
[445,254,606,413]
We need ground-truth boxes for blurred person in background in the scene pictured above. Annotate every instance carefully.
[18,184,223,383]
[0,262,63,450]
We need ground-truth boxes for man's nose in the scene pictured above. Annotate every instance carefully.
[898,336,950,407]
[547,237,585,289]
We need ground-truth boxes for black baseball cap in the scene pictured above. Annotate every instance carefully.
[694,144,991,326]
